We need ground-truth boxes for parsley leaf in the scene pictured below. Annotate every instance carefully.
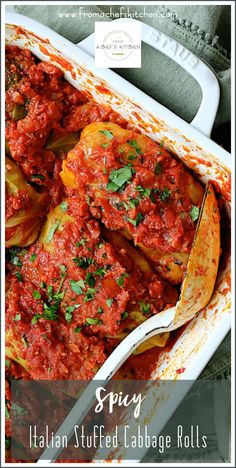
[99,129,113,139]
[11,256,22,267]
[127,139,142,154]
[86,317,102,325]
[121,311,128,320]
[31,174,45,180]
[5,437,11,451]
[94,267,106,277]
[159,187,171,201]
[74,326,82,333]
[107,166,133,192]
[85,272,96,288]
[73,257,94,269]
[76,238,87,247]
[22,336,28,348]
[30,253,37,262]
[14,313,21,321]
[84,288,97,303]
[46,219,60,243]
[33,290,41,300]
[154,162,163,175]
[106,298,113,307]
[140,302,151,314]
[5,404,10,419]
[5,359,10,368]
[126,212,144,227]
[65,306,75,322]
[136,185,151,197]
[70,279,85,295]
[116,273,129,287]
[60,201,68,212]
[15,271,23,282]
[190,206,200,222]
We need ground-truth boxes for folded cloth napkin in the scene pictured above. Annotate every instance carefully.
[12,3,231,381]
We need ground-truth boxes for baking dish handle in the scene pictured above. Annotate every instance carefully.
[78,19,220,138]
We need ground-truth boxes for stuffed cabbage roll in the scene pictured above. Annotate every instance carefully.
[5,157,48,247]
[61,122,204,283]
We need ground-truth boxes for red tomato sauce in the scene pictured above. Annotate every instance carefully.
[5,45,193,387]
[64,130,201,256]
[6,198,176,380]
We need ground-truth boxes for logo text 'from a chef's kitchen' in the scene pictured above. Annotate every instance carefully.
[95,22,141,68]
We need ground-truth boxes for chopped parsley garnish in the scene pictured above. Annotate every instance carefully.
[86,317,102,325]
[70,279,85,295]
[65,306,76,322]
[154,162,163,175]
[15,271,23,282]
[116,273,129,287]
[5,359,10,368]
[42,302,59,321]
[101,142,110,149]
[98,306,103,314]
[159,187,171,201]
[30,253,37,262]
[126,212,144,227]
[99,129,114,139]
[5,437,11,451]
[74,326,82,333]
[60,201,68,212]
[6,247,21,265]
[31,316,39,324]
[127,139,142,154]
[33,269,67,322]
[11,256,22,267]
[129,197,140,209]
[84,288,97,303]
[159,140,164,148]
[33,290,41,300]
[128,154,137,161]
[14,313,21,321]
[31,174,45,180]
[22,336,28,348]
[46,219,60,243]
[85,272,96,288]
[190,205,200,222]
[94,267,107,277]
[106,298,113,307]
[107,166,133,192]
[121,311,128,320]
[73,257,94,269]
[5,404,10,419]
[140,302,151,314]
[136,185,151,198]
[47,285,53,301]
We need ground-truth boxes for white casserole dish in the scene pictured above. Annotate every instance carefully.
[4,12,231,465]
